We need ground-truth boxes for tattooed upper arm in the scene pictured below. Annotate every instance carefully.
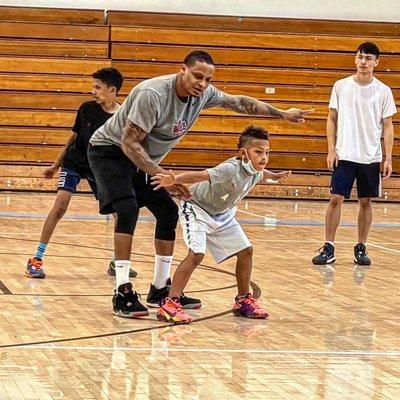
[120,119,163,175]
[122,119,147,144]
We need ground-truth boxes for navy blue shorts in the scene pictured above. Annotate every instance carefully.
[57,167,98,199]
[330,160,381,199]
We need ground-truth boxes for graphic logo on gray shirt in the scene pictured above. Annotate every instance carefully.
[171,119,187,137]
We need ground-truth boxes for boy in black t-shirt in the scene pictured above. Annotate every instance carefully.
[26,67,136,278]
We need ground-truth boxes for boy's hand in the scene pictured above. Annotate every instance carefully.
[43,164,59,178]
[273,170,291,181]
[151,170,177,190]
[167,183,192,200]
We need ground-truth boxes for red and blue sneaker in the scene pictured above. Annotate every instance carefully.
[26,257,46,279]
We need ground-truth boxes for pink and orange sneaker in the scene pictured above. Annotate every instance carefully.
[232,294,269,319]
[157,297,194,325]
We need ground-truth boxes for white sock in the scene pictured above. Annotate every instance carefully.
[115,260,131,291]
[152,255,173,288]
[326,241,335,247]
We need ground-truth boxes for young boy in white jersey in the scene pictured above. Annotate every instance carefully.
[151,125,290,324]
[312,42,396,266]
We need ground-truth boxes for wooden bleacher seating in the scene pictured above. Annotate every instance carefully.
[0,7,398,199]
[107,14,399,200]
[0,6,110,194]
[107,11,399,36]
[0,6,104,24]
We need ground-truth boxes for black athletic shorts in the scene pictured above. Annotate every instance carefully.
[330,160,381,199]
[87,144,176,214]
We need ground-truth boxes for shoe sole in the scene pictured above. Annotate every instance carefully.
[157,311,193,325]
[25,271,45,279]
[181,303,202,310]
[354,258,371,266]
[312,256,336,265]
[113,310,149,318]
[146,301,161,308]
[232,309,269,319]
[147,301,202,310]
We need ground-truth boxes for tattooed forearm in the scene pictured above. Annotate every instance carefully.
[121,120,164,176]
[221,94,284,118]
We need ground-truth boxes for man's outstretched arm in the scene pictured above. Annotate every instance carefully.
[219,92,314,123]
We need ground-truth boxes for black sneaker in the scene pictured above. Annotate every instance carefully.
[354,243,371,266]
[146,279,171,308]
[312,243,336,265]
[180,293,202,309]
[107,261,138,278]
[113,282,149,318]
[146,278,203,309]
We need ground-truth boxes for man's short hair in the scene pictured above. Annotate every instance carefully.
[183,50,215,67]
[357,42,380,59]
[92,67,124,93]
[238,125,269,149]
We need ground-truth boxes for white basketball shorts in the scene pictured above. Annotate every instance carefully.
[179,201,252,264]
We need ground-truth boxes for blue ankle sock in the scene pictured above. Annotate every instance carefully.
[34,242,47,259]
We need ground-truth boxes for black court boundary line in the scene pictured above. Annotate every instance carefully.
[0,280,11,294]
[1,234,248,271]
[0,278,261,349]
[0,283,237,297]
[0,235,262,349]
[1,236,243,297]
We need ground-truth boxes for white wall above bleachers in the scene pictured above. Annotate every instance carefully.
[0,0,400,22]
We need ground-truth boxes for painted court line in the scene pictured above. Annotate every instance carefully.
[28,345,400,357]
[2,211,400,228]
[1,234,399,246]
[368,242,400,254]
[237,209,272,219]
[0,232,150,238]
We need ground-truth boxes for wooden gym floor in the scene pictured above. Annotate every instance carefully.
[0,192,399,400]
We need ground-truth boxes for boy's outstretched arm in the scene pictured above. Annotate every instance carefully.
[151,169,210,190]
[262,169,291,182]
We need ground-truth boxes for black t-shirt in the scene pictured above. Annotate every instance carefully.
[62,101,114,172]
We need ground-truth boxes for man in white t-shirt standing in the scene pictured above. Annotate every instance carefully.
[313,42,397,266]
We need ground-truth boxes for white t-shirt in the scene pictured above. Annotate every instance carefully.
[329,76,397,164]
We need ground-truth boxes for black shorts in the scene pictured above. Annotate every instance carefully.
[330,160,381,199]
[87,144,176,215]
[57,167,98,199]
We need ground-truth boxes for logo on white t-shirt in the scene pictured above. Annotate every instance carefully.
[171,119,187,137]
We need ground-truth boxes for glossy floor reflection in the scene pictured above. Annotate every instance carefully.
[0,193,399,399]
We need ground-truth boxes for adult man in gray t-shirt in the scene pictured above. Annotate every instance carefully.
[88,50,313,318]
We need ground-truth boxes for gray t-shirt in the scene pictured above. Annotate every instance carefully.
[190,157,263,216]
[90,73,224,163]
